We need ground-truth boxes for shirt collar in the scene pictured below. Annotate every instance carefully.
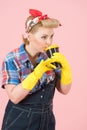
[19,44,30,63]
[19,43,48,64]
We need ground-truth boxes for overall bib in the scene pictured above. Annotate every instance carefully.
[1,79,56,130]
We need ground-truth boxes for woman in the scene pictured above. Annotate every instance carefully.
[1,9,72,130]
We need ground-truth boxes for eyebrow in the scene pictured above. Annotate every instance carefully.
[42,33,54,36]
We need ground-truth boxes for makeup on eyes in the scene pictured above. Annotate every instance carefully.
[41,33,54,39]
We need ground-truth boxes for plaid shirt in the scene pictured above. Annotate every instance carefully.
[1,44,56,94]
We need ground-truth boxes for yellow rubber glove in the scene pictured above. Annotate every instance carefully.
[22,58,56,90]
[51,52,72,85]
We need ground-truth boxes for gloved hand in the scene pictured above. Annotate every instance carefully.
[51,52,72,85]
[22,58,56,90]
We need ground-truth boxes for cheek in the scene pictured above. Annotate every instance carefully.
[33,37,46,49]
[35,39,45,46]
[33,40,42,49]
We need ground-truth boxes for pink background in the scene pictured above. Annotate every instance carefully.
[0,0,87,130]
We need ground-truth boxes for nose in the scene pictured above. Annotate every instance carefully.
[46,38,52,46]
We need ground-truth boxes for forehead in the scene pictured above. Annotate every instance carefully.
[35,27,54,35]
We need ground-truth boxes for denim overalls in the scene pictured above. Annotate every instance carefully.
[1,44,58,130]
[1,79,57,130]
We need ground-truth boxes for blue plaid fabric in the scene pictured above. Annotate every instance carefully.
[1,44,56,94]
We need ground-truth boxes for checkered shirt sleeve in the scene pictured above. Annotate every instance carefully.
[1,59,20,88]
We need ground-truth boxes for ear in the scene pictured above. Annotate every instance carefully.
[27,33,33,42]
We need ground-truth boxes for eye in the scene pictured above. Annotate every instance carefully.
[41,36,47,39]
[50,34,54,39]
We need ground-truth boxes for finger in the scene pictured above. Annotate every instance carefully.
[47,63,56,69]
[45,57,57,64]
[44,58,53,64]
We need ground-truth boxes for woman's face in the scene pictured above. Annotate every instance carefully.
[28,27,55,52]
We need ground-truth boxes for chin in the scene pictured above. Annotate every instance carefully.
[41,50,44,52]
[39,49,44,52]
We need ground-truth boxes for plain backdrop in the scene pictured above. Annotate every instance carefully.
[0,0,87,130]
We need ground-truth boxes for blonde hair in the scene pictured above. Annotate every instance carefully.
[22,16,61,44]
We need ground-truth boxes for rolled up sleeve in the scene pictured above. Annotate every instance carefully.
[1,60,20,88]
